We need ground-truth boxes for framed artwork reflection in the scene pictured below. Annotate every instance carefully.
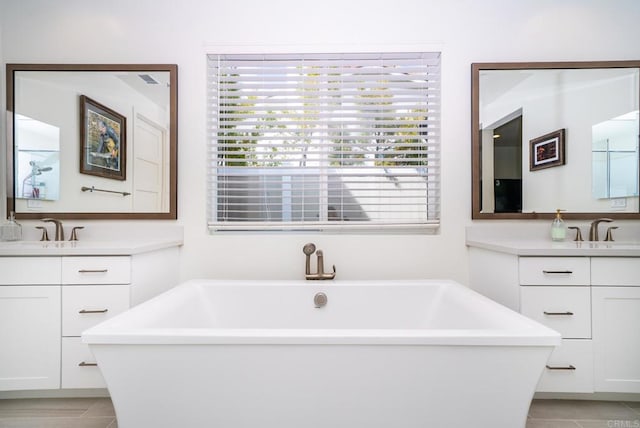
[530,128,565,171]
[79,95,126,180]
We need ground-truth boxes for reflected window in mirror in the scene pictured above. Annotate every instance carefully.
[592,110,639,202]
[15,114,60,202]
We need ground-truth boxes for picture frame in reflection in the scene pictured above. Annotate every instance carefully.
[80,95,127,180]
[530,128,565,171]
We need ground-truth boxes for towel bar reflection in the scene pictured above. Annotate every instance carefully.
[81,186,131,196]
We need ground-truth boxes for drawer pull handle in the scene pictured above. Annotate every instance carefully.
[546,365,576,370]
[78,269,108,273]
[79,309,109,314]
[543,311,574,316]
[78,361,98,367]
[542,270,573,275]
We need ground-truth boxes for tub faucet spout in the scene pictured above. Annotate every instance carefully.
[302,243,336,280]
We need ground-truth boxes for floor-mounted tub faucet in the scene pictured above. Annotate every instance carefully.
[303,243,336,280]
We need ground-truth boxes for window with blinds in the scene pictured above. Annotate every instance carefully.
[208,52,440,231]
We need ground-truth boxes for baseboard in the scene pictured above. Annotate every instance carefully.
[534,391,640,402]
[0,389,110,399]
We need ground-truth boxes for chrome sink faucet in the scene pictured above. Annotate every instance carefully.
[302,243,336,280]
[588,218,613,241]
[41,218,64,241]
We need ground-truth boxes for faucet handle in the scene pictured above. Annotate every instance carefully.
[604,226,618,242]
[36,226,49,241]
[69,226,85,241]
[568,226,583,242]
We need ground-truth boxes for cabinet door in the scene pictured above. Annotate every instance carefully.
[0,286,61,390]
[592,286,640,393]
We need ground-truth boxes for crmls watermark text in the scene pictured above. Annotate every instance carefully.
[607,420,640,428]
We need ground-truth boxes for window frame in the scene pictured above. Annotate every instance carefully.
[207,48,441,233]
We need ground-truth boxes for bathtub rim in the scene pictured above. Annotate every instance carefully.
[82,279,561,347]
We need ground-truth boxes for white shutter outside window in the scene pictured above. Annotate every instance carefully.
[207,52,440,231]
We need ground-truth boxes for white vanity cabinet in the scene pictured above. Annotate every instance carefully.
[467,238,640,397]
[0,242,180,394]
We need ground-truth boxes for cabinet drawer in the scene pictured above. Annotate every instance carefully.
[520,286,591,338]
[592,258,640,286]
[0,257,61,285]
[519,257,590,286]
[537,339,594,393]
[62,285,130,336]
[62,256,131,285]
[61,337,106,389]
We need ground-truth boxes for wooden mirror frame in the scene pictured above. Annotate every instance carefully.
[6,64,178,220]
[471,61,640,220]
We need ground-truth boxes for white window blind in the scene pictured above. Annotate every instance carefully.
[207,52,440,231]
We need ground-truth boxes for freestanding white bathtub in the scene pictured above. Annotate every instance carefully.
[83,279,559,428]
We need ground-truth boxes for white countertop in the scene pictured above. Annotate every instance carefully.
[0,239,183,256]
[466,224,640,256]
[466,237,640,256]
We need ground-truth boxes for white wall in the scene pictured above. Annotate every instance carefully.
[2,0,640,285]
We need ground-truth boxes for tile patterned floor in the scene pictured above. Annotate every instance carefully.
[527,400,640,428]
[0,397,637,427]
[0,398,116,428]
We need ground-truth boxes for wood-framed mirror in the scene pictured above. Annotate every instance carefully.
[6,64,178,220]
[472,61,640,220]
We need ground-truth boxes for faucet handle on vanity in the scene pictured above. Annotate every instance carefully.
[69,226,85,241]
[568,226,583,242]
[36,226,49,241]
[604,226,618,242]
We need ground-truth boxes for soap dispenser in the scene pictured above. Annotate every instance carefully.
[0,211,22,241]
[551,209,567,242]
